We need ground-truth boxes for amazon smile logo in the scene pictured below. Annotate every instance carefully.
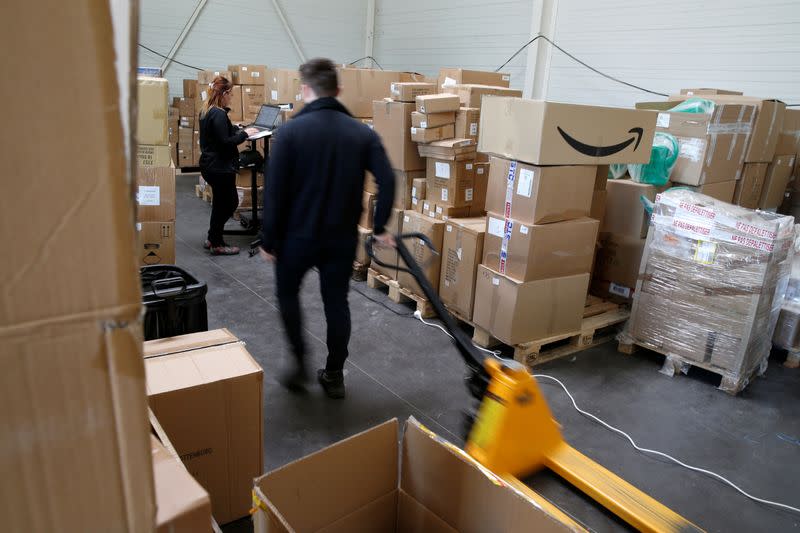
[557,127,644,157]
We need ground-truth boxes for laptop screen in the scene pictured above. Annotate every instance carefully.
[254,105,280,128]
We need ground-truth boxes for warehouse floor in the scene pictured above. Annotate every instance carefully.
[174,174,799,533]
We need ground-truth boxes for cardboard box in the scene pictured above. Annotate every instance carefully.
[440,218,485,319]
[175,96,195,118]
[267,69,304,116]
[590,189,607,227]
[144,329,264,524]
[235,168,264,188]
[432,203,471,221]
[473,267,590,345]
[426,158,475,207]
[687,180,737,203]
[397,211,445,296]
[603,179,662,238]
[138,144,173,167]
[734,163,768,208]
[228,64,267,85]
[438,67,511,89]
[418,199,435,218]
[192,129,201,167]
[391,169,424,209]
[411,177,426,203]
[668,95,785,163]
[485,157,595,225]
[360,190,377,228]
[338,68,413,118]
[152,434,212,533]
[653,104,756,185]
[136,165,176,222]
[227,85,243,122]
[198,69,232,85]
[760,154,796,208]
[390,82,436,102]
[418,138,477,160]
[445,84,522,109]
[372,208,404,279]
[483,216,599,282]
[416,94,461,114]
[137,76,169,145]
[178,147,193,168]
[242,84,267,111]
[470,162,489,217]
[411,123,454,143]
[680,88,743,96]
[356,225,372,266]
[182,79,197,98]
[236,186,264,210]
[776,109,800,161]
[455,107,481,141]
[594,233,646,295]
[479,97,657,165]
[595,165,609,190]
[411,111,456,128]
[251,418,577,533]
[373,100,425,170]
[138,221,176,265]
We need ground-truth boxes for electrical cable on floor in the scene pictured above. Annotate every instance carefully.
[137,43,204,71]
[413,311,502,358]
[350,282,414,317]
[413,312,800,515]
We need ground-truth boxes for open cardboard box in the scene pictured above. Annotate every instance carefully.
[252,418,579,532]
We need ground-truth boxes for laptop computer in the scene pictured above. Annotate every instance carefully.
[246,104,281,132]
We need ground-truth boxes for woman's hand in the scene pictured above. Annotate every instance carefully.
[244,127,259,136]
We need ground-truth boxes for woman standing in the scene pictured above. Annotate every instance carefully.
[198,76,258,255]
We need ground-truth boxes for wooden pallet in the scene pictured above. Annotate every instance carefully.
[203,188,212,203]
[366,268,435,318]
[352,261,370,281]
[472,297,630,367]
[194,184,203,197]
[784,351,800,369]
[617,341,765,395]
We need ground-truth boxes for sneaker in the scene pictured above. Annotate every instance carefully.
[279,366,309,393]
[210,245,240,255]
[203,240,212,249]
[317,369,346,399]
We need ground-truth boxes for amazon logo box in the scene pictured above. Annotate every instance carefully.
[478,97,657,165]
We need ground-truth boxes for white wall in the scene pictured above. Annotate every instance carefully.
[373,0,535,89]
[138,0,366,97]
[545,0,800,107]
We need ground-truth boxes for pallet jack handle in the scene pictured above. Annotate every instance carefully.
[366,233,490,397]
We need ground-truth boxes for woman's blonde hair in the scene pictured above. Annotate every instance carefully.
[199,76,233,118]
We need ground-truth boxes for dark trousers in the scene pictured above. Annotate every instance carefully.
[201,170,238,246]
[275,238,356,372]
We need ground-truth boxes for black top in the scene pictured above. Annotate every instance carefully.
[259,97,395,255]
[198,106,248,173]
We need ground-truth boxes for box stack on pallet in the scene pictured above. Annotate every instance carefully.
[467,97,657,365]
[777,109,800,217]
[137,75,177,266]
[619,189,795,394]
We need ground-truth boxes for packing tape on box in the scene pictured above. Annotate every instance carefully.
[727,107,746,161]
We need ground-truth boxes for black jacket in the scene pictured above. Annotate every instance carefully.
[198,106,248,173]
[260,97,395,254]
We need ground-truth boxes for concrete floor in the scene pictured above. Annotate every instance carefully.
[174,173,799,532]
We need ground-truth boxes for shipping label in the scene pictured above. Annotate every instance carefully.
[441,189,448,202]
[470,122,478,136]
[516,168,534,198]
[693,240,717,264]
[487,217,504,238]
[137,186,161,206]
[435,161,450,179]
[609,282,631,298]
[656,113,670,128]
[466,188,474,201]
[678,138,706,162]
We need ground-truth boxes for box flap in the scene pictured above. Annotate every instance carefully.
[151,435,211,528]
[400,418,575,532]
[397,490,457,533]
[143,328,238,358]
[145,342,261,395]
[317,490,398,533]
[449,217,488,234]
[255,419,399,532]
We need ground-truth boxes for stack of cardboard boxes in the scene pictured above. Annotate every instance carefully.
[268,68,304,117]
[777,109,800,217]
[230,64,268,123]
[137,76,177,266]
[472,97,657,346]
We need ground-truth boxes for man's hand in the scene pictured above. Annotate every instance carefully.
[244,127,259,136]
[259,248,276,262]
[373,232,396,248]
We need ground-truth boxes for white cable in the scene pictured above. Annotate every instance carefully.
[413,311,502,358]
[412,312,800,515]
[532,374,800,515]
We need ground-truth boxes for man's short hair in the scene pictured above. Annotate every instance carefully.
[299,58,339,98]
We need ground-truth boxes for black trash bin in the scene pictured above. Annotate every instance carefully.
[140,265,208,341]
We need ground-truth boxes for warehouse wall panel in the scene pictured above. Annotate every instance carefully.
[373,0,535,89]
[138,0,366,98]
[545,0,800,107]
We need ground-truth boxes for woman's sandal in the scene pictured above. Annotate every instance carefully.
[210,244,240,255]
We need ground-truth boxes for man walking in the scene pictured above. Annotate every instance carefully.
[259,58,395,399]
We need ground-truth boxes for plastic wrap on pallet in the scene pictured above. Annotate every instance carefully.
[619,189,795,392]
[772,235,800,351]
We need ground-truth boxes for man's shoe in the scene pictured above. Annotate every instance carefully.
[317,369,346,399]
[279,366,309,393]
[203,239,212,249]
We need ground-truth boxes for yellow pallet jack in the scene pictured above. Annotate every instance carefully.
[369,234,703,533]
